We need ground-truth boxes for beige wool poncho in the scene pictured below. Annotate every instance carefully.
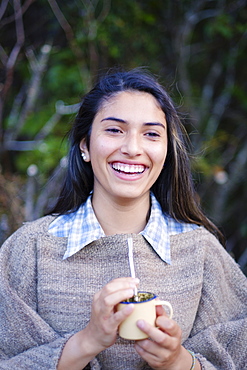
[0,216,246,369]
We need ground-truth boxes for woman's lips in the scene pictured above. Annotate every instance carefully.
[111,162,146,175]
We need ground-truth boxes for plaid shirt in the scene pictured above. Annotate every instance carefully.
[48,193,198,263]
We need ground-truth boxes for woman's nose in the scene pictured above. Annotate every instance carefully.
[120,133,143,157]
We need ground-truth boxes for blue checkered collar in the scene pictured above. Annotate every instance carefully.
[48,193,198,262]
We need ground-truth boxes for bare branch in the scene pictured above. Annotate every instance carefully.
[205,46,238,137]
[176,2,221,121]
[4,0,25,70]
[34,100,80,140]
[47,0,75,43]
[0,45,8,66]
[0,0,26,135]
[33,157,68,219]
[6,84,26,129]
[14,0,25,46]
[201,61,222,107]
[0,0,9,21]
[55,100,80,115]
[80,0,111,83]
[97,0,111,23]
[47,0,86,84]
[211,141,247,223]
[4,44,52,143]
[5,100,80,147]
[25,47,38,71]
[0,0,35,28]
[2,0,25,99]
[34,112,62,141]
[4,140,42,151]
[25,166,38,221]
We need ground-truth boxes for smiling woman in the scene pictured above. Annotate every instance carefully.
[78,91,168,225]
[49,70,224,242]
[0,68,246,370]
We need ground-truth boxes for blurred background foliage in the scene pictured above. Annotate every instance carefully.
[0,0,246,274]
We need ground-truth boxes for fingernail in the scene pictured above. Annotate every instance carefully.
[132,278,140,283]
[137,320,145,329]
[127,289,135,296]
[125,303,134,313]
[161,317,172,329]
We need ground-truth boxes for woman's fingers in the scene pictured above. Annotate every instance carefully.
[86,277,139,350]
[157,315,181,338]
[134,316,183,369]
[135,339,170,365]
[101,276,139,299]
[94,278,139,310]
[136,314,181,343]
[136,319,171,346]
[100,287,135,308]
[112,302,135,325]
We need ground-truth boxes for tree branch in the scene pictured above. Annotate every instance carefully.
[4,44,52,144]
[0,0,9,21]
[0,0,26,137]
[47,0,74,43]
[0,0,35,28]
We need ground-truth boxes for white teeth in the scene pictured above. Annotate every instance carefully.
[112,163,145,174]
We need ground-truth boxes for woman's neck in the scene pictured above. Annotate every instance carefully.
[91,193,150,235]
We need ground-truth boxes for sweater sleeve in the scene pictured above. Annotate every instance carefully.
[183,232,247,370]
[0,222,74,370]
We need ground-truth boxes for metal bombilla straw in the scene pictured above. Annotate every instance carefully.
[127,237,139,301]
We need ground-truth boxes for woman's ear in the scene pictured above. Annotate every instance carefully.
[79,139,90,162]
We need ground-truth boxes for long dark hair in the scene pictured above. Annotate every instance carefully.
[49,68,225,246]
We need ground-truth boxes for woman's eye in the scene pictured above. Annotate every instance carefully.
[106,128,122,133]
[145,132,160,137]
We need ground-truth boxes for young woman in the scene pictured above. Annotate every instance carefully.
[0,69,246,370]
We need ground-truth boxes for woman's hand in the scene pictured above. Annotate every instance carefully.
[134,306,198,370]
[58,277,139,370]
[85,276,139,352]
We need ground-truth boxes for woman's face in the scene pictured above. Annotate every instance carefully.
[80,91,168,204]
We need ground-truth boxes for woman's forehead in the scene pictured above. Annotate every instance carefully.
[97,90,162,113]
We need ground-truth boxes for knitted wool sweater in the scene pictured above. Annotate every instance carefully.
[0,216,246,370]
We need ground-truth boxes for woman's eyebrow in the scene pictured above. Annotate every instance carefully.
[101,117,126,123]
[144,122,166,130]
[101,117,166,129]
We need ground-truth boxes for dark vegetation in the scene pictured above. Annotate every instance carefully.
[0,0,246,274]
